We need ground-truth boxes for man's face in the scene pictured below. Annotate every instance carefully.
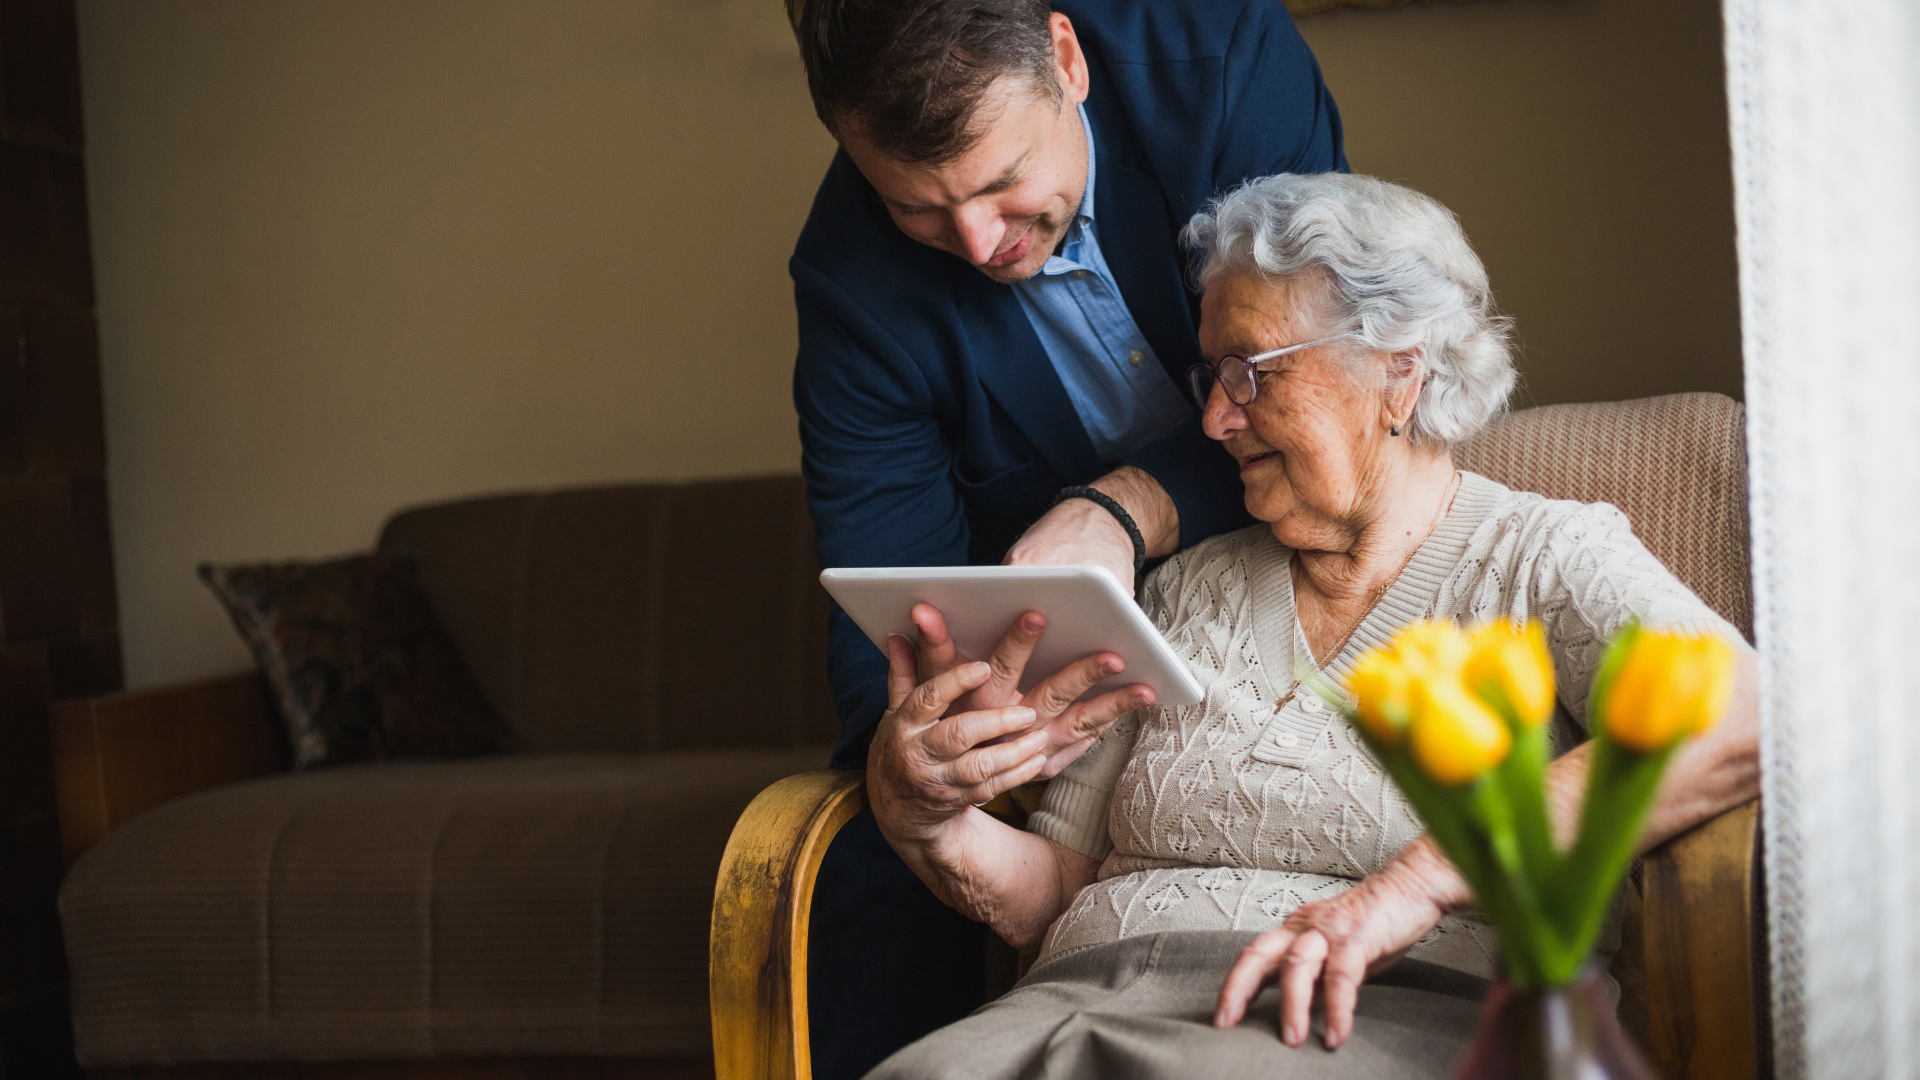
[839,15,1091,285]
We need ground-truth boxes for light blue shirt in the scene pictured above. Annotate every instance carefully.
[1011,106,1190,466]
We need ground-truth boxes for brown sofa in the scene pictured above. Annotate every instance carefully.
[53,476,839,1076]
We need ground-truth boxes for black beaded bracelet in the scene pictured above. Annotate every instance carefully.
[1052,485,1147,575]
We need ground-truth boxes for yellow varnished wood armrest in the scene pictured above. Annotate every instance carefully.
[1641,799,1761,1080]
[710,769,868,1080]
[51,672,286,866]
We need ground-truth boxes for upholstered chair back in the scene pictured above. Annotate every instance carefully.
[1454,392,1753,640]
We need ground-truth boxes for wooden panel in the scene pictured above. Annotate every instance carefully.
[0,472,78,641]
[0,0,85,149]
[710,770,867,1080]
[1641,799,1760,1080]
[20,308,105,472]
[0,807,64,998]
[0,643,53,815]
[50,672,285,865]
[43,628,122,700]
[0,142,90,306]
[92,1059,713,1080]
[0,304,24,472]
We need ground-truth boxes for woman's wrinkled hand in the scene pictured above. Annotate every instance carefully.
[900,603,1153,778]
[1212,838,1469,1049]
[867,635,1050,844]
[868,607,1157,847]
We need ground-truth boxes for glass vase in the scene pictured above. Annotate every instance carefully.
[1451,969,1656,1080]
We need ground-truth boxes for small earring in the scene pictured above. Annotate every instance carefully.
[1390,426,1400,437]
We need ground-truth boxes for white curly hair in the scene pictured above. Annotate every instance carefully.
[1181,173,1516,447]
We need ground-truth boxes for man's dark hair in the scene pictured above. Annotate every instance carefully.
[787,0,1062,166]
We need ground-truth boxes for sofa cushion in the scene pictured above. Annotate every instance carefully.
[59,749,830,1065]
[377,477,840,755]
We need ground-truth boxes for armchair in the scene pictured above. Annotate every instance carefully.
[710,392,1763,1080]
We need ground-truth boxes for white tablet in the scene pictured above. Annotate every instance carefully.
[819,565,1205,707]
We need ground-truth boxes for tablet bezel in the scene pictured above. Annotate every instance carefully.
[819,565,1205,707]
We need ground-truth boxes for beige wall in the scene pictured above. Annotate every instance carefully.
[1297,0,1741,408]
[80,0,1740,690]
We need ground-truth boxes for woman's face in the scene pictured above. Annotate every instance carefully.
[1198,272,1399,553]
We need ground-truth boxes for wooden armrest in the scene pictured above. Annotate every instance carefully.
[1641,798,1761,1080]
[710,769,868,1080]
[51,671,286,866]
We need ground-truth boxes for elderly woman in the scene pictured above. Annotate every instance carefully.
[861,173,1760,1079]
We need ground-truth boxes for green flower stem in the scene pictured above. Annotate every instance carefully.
[1467,773,1566,982]
[1554,733,1677,969]
[1494,720,1560,901]
[1371,743,1550,989]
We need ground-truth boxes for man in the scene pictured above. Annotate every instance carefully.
[787,0,1344,1075]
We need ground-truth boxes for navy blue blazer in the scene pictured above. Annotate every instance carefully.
[792,0,1346,767]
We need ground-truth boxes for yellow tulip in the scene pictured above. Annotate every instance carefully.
[1392,620,1472,678]
[1345,650,1414,747]
[1601,630,1738,753]
[1465,620,1557,728]
[1409,677,1513,785]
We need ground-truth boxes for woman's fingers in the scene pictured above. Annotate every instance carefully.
[1318,939,1370,1049]
[936,726,1048,789]
[1054,683,1154,744]
[910,604,963,680]
[1214,928,1293,1028]
[884,635,919,712]
[924,705,1039,760]
[952,747,1050,807]
[895,660,994,729]
[1025,651,1126,717]
[976,611,1046,705]
[1279,930,1328,1047]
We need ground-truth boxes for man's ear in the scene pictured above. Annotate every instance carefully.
[1384,348,1426,431]
[1051,13,1090,105]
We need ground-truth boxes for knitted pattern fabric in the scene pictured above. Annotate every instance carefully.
[1028,472,1749,978]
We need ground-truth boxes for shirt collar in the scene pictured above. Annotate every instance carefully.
[1026,106,1098,279]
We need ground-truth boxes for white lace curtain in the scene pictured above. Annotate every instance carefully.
[1724,1,1920,1076]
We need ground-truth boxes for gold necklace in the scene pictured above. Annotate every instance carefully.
[1273,471,1460,714]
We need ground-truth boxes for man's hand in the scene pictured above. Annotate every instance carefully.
[1212,838,1470,1049]
[1004,466,1180,591]
[901,602,1152,777]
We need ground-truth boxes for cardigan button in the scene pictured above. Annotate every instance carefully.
[1275,732,1299,748]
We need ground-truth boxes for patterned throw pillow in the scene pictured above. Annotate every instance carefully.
[199,553,521,769]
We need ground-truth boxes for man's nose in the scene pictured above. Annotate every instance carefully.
[951,204,1005,265]
[1200,381,1245,442]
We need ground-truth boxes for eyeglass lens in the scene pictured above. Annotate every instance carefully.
[1188,358,1257,407]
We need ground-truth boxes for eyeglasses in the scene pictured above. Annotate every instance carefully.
[1186,333,1351,407]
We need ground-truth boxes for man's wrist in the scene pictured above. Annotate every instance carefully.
[1088,466,1180,559]
[1053,485,1146,574]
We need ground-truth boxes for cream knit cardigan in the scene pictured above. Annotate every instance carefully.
[1028,472,1749,978]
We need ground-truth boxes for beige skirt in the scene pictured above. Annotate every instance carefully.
[865,930,1487,1080]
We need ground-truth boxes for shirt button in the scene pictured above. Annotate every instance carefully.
[1276,732,1299,748]
[1072,269,1088,280]
[1128,351,1144,367]
[1300,695,1323,714]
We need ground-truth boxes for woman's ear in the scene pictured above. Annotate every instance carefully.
[1383,348,1425,433]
